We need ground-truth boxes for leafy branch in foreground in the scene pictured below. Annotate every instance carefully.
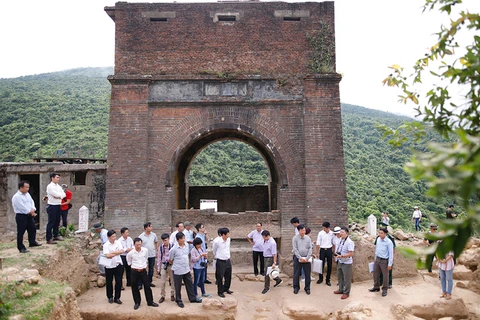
[381,0,479,268]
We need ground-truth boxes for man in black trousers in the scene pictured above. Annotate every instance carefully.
[213,227,233,298]
[316,221,334,286]
[126,238,159,310]
[12,180,42,253]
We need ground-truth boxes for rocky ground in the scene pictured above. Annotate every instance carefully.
[1,226,479,320]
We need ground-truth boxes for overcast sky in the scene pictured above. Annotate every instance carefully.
[1,0,477,117]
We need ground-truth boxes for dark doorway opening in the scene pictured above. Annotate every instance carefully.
[19,174,40,229]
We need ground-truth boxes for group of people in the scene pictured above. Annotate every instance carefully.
[95,221,234,310]
[12,172,73,253]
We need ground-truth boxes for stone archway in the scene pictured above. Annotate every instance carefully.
[171,127,285,213]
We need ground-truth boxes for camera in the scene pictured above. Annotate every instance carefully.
[163,262,169,270]
[200,260,207,267]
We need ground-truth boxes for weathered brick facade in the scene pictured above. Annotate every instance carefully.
[104,1,347,257]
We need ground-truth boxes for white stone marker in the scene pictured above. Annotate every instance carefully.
[367,214,377,237]
[76,205,89,233]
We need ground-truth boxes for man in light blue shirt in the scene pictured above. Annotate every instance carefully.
[12,180,41,252]
[169,232,201,308]
[369,228,394,297]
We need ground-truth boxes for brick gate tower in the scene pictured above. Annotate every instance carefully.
[104,1,347,257]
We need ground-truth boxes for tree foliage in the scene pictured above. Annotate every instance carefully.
[0,67,112,161]
[381,0,480,266]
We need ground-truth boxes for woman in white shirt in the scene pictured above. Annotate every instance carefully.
[437,251,455,300]
[103,230,125,304]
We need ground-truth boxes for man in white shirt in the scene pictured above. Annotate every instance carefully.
[183,221,194,251]
[334,227,355,300]
[139,222,158,288]
[247,222,265,276]
[45,172,66,244]
[93,222,108,244]
[213,227,233,298]
[127,237,159,310]
[169,222,185,245]
[119,227,134,288]
[103,230,124,304]
[12,180,41,253]
[316,221,334,286]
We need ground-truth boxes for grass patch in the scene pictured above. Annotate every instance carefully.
[0,242,15,251]
[0,279,66,319]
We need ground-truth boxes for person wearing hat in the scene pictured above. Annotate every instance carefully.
[446,204,457,219]
[93,222,109,245]
[411,206,422,231]
[423,223,438,272]
[261,230,282,294]
[184,221,195,252]
[334,227,355,300]
[369,228,394,297]
[59,184,72,228]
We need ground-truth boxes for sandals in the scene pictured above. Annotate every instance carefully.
[445,294,452,300]
[440,292,447,298]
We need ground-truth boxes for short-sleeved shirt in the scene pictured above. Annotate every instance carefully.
[169,244,190,275]
[316,230,334,249]
[139,232,158,258]
[336,237,355,265]
[248,229,264,252]
[100,229,108,245]
[60,189,72,211]
[119,236,133,256]
[103,240,124,269]
[263,237,277,258]
[184,229,194,251]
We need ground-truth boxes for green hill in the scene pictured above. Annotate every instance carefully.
[0,67,462,231]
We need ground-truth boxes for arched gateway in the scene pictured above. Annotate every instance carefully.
[104,1,347,257]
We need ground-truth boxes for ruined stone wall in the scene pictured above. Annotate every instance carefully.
[0,163,106,233]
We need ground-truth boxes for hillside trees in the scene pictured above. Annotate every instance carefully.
[382,0,480,263]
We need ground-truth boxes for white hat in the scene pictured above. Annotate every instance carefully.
[270,269,280,280]
[414,206,419,209]
[332,226,341,234]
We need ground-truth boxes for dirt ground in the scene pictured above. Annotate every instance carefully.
[77,267,480,320]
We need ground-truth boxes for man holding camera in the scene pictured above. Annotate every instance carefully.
[157,233,175,303]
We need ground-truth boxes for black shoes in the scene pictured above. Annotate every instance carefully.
[305,289,311,295]
[382,291,388,297]
[114,298,122,304]
[368,287,380,292]
[29,242,42,247]
[108,298,114,303]
[190,299,202,303]
[159,297,165,303]
[293,288,299,294]
[148,302,159,307]
[225,290,233,294]
[150,283,156,287]
[218,293,225,298]
[326,280,331,286]
[262,288,269,294]
[177,301,185,308]
[317,278,323,284]
[274,279,283,287]
[134,303,140,310]
[19,248,30,253]
[204,279,212,284]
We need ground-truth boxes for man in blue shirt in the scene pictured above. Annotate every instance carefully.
[12,180,41,253]
[369,228,394,297]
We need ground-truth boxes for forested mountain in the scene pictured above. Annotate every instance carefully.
[0,68,464,230]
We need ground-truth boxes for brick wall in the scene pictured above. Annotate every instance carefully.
[104,1,348,257]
